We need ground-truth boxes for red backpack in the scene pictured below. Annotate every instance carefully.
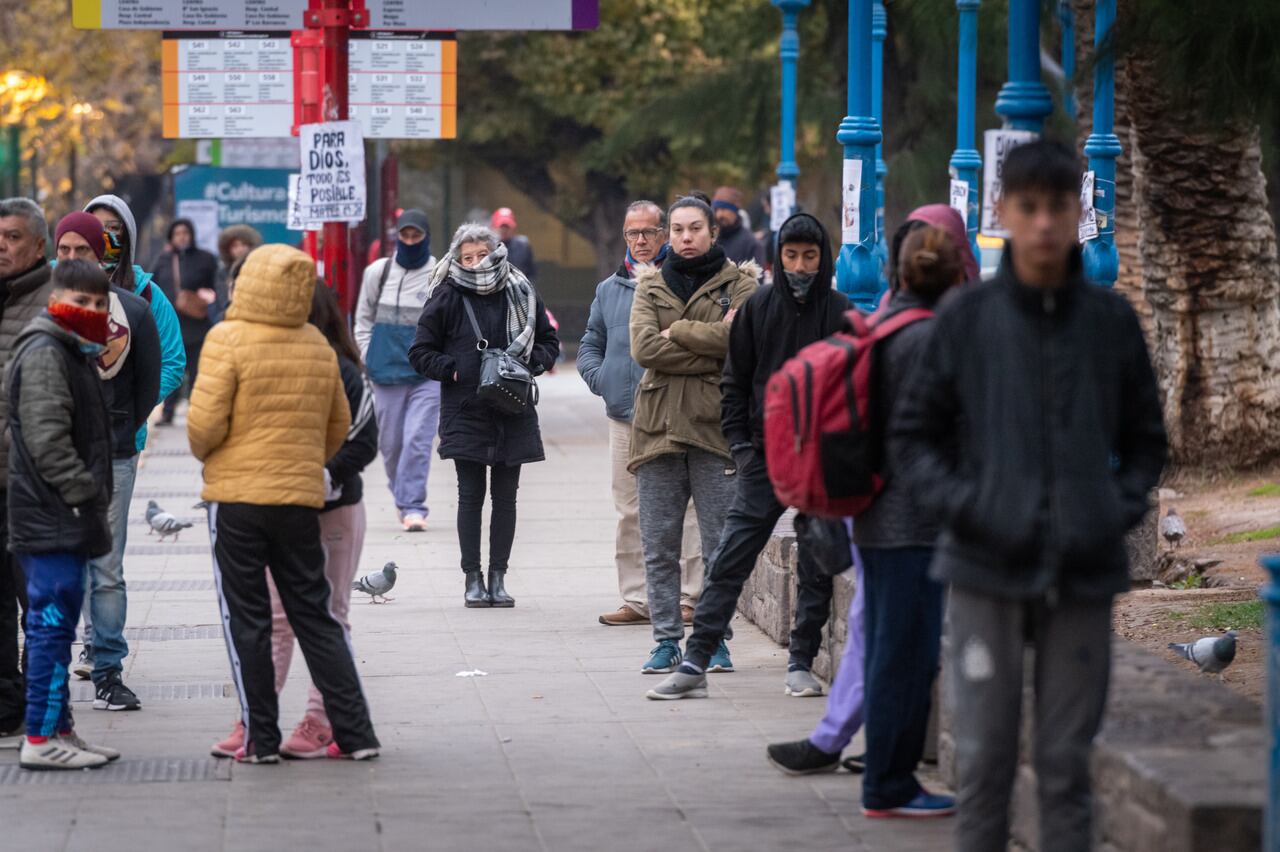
[763,307,932,518]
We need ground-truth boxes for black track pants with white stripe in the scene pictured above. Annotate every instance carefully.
[208,502,379,757]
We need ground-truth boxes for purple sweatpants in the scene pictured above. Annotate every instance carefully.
[808,525,866,754]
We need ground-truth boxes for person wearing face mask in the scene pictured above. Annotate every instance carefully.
[646,212,847,701]
[54,213,160,712]
[408,224,560,608]
[6,260,118,770]
[628,196,758,684]
[83,196,185,434]
[354,209,441,532]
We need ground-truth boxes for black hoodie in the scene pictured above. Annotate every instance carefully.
[720,212,849,450]
[149,217,219,345]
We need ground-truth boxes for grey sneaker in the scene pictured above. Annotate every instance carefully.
[785,668,824,697]
[60,731,121,762]
[72,647,93,681]
[646,669,707,701]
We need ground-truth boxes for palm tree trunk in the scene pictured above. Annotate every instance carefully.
[1123,54,1280,467]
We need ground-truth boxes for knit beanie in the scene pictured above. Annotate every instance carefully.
[55,211,107,261]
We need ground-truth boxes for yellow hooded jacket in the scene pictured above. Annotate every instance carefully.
[187,244,349,508]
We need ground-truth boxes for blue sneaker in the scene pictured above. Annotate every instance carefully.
[707,640,734,672]
[862,790,956,819]
[641,640,682,673]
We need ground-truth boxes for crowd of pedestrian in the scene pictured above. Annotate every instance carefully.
[0,144,1168,850]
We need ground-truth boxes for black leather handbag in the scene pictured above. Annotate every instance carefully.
[461,295,537,416]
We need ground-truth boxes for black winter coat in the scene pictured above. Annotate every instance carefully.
[324,354,378,511]
[721,213,849,451]
[104,286,162,458]
[890,248,1168,600]
[7,319,113,558]
[408,281,559,466]
[150,245,219,346]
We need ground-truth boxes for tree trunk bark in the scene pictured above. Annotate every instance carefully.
[1124,54,1280,467]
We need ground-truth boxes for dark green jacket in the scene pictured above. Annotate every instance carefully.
[0,260,55,485]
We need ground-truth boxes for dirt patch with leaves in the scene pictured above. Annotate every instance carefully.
[1115,464,1280,706]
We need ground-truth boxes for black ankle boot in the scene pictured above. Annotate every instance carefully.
[464,570,490,608]
[487,570,515,607]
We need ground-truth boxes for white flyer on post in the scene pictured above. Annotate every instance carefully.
[980,129,1038,238]
[770,181,795,232]
[297,120,367,224]
[949,179,970,219]
[841,158,863,244]
[286,174,321,232]
[1078,170,1099,242]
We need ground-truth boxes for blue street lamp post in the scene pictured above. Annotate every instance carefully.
[872,2,888,282]
[1263,553,1280,852]
[772,0,810,189]
[1059,0,1076,119]
[995,0,1054,132]
[948,0,982,263]
[836,0,884,308]
[1081,0,1120,286]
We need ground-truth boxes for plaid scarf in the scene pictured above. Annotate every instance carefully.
[436,242,538,362]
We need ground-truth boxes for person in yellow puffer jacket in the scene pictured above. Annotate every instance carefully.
[187,244,380,763]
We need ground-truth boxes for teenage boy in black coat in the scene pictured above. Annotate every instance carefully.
[891,141,1168,852]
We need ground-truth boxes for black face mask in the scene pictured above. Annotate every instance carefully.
[784,269,817,302]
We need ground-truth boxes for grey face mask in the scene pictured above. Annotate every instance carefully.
[784,270,817,301]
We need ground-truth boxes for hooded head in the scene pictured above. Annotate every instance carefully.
[891,204,979,286]
[167,217,196,252]
[217,224,263,267]
[84,194,138,287]
[225,244,316,328]
[774,212,834,304]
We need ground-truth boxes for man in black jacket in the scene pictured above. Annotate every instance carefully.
[891,141,1167,852]
[54,214,161,712]
[656,213,849,699]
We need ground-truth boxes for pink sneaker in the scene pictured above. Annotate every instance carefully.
[211,720,244,758]
[281,716,334,760]
[326,741,380,761]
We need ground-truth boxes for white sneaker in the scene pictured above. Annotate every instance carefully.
[784,668,825,697]
[0,722,24,750]
[401,513,427,532]
[20,736,110,770]
[60,731,121,762]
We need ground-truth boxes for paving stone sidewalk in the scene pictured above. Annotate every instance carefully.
[0,373,952,852]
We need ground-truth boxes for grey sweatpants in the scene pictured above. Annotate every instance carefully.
[634,449,736,644]
[948,586,1113,852]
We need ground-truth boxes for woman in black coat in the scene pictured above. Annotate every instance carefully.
[409,223,559,609]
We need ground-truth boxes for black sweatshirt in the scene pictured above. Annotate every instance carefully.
[324,354,378,512]
[890,247,1168,600]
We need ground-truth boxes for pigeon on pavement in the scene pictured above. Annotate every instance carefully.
[1161,507,1186,549]
[1168,630,1237,674]
[353,562,398,603]
[146,500,193,542]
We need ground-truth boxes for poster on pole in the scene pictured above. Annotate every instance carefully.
[769,181,795,232]
[162,32,293,138]
[949,179,970,220]
[286,174,322,232]
[841,159,863,245]
[347,32,457,139]
[980,129,1038,238]
[1078,170,1099,243]
[297,120,366,223]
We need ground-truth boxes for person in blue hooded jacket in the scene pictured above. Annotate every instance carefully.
[75,195,185,684]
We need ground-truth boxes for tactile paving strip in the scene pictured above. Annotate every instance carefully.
[70,681,234,702]
[132,490,202,500]
[125,544,210,556]
[122,625,223,641]
[0,758,230,784]
[128,579,215,592]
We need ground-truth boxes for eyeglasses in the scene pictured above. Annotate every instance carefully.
[623,228,665,243]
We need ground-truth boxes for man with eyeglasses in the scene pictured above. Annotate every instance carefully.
[578,201,704,627]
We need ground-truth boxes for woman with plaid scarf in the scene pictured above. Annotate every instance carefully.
[409,224,560,608]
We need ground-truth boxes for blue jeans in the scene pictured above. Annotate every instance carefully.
[21,552,86,736]
[83,456,137,683]
[860,546,944,810]
[372,381,441,517]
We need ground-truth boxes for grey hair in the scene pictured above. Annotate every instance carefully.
[0,197,48,245]
[449,222,499,255]
[626,200,666,228]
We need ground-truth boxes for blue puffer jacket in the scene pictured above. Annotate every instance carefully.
[577,268,645,422]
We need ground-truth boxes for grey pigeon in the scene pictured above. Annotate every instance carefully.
[353,562,397,603]
[1168,630,1237,675]
[1161,507,1186,549]
[146,500,193,542]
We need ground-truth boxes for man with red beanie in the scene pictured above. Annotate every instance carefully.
[490,207,537,283]
[54,212,161,713]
